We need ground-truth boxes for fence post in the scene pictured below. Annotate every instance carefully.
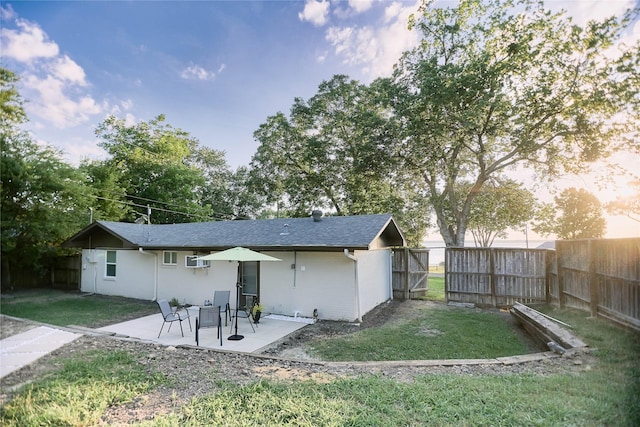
[544,250,552,305]
[404,247,410,301]
[588,239,599,317]
[444,248,448,304]
[557,242,565,308]
[489,248,496,307]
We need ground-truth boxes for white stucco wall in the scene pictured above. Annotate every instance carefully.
[356,249,393,317]
[81,249,240,304]
[80,249,155,300]
[80,248,393,321]
[155,255,239,307]
[259,251,389,322]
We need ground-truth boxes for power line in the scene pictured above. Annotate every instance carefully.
[87,193,232,222]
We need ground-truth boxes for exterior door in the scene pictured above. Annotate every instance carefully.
[241,261,259,308]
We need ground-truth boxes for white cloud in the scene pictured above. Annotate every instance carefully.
[325,1,421,79]
[121,99,134,111]
[316,50,329,63]
[0,18,59,62]
[180,64,217,81]
[50,55,87,86]
[299,0,331,27]
[548,0,636,27]
[24,74,101,128]
[106,98,134,116]
[0,4,16,20]
[62,138,108,166]
[1,12,104,129]
[348,0,374,14]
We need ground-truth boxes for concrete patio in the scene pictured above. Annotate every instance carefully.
[96,308,309,353]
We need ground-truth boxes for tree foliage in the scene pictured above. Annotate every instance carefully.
[387,0,639,246]
[533,187,606,239]
[466,179,537,247]
[0,68,26,127]
[1,68,93,286]
[250,75,430,245]
[606,179,640,222]
[91,115,216,223]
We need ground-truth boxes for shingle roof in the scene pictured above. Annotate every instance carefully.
[65,213,405,251]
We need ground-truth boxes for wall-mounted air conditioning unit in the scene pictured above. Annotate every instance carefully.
[185,255,210,268]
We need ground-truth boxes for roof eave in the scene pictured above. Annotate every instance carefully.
[62,221,137,248]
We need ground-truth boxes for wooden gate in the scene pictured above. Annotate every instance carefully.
[392,248,429,300]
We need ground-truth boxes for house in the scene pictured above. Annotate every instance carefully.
[63,212,406,321]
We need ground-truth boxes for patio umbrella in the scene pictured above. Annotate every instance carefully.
[198,247,281,340]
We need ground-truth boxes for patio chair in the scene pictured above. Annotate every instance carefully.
[156,299,192,338]
[196,306,222,346]
[212,290,231,326]
[230,305,255,334]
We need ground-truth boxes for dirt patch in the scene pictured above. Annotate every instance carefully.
[0,316,39,340]
[0,300,596,425]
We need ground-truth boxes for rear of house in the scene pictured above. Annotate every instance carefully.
[65,213,406,321]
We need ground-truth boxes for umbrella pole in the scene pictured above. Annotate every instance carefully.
[228,262,244,341]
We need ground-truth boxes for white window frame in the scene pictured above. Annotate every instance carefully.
[105,250,117,278]
[163,251,178,265]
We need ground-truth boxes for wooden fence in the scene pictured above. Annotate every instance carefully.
[445,238,640,331]
[445,247,550,307]
[2,255,81,290]
[50,255,82,290]
[552,238,639,330]
[392,248,429,300]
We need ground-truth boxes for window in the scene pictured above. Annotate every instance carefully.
[105,250,117,277]
[163,251,178,265]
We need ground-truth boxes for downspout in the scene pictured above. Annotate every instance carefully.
[343,249,362,322]
[138,248,158,301]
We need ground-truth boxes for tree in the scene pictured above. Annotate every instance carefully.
[606,179,640,222]
[388,0,639,246]
[1,68,93,287]
[250,75,430,245]
[92,115,216,223]
[79,159,132,221]
[466,179,537,247]
[224,166,270,220]
[533,188,606,239]
[187,145,235,220]
[0,68,26,127]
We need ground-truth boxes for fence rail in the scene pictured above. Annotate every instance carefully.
[445,238,640,331]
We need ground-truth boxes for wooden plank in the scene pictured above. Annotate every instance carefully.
[510,302,587,350]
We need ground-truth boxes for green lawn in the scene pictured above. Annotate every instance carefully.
[426,275,445,301]
[2,290,639,426]
[0,289,158,328]
[308,303,531,361]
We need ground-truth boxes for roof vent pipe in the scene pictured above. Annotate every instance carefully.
[312,210,323,222]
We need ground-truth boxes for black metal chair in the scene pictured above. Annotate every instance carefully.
[156,299,192,338]
[196,305,222,346]
[230,305,256,334]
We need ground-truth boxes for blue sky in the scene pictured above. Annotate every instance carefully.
[2,0,423,167]
[2,0,638,238]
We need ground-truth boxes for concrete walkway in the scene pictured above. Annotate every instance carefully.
[0,326,81,378]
